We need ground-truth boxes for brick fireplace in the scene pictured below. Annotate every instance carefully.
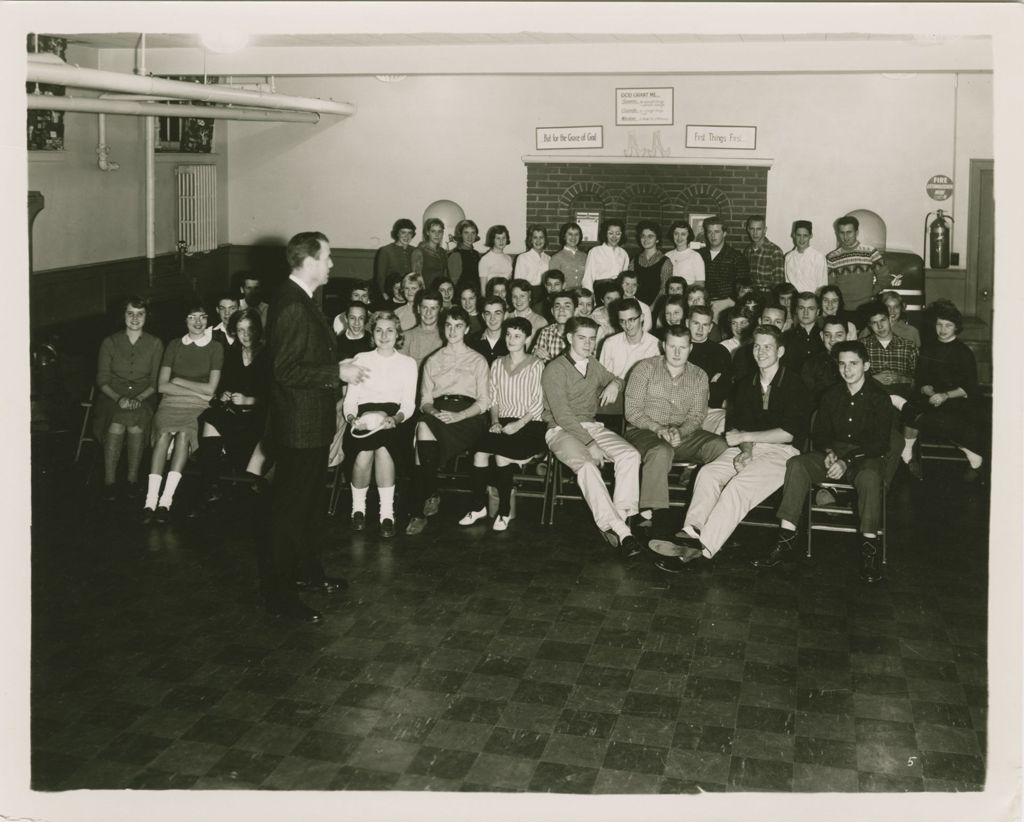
[524,157,770,248]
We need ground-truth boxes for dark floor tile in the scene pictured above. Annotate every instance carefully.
[920,751,985,783]
[576,664,634,690]
[542,733,609,768]
[858,771,924,792]
[736,705,794,735]
[423,719,491,752]
[473,654,530,679]
[290,729,361,763]
[160,684,227,711]
[80,700,150,731]
[684,676,741,703]
[498,702,561,734]
[95,731,173,767]
[463,752,537,791]
[308,654,367,682]
[262,698,329,729]
[330,765,402,790]
[912,700,973,728]
[511,679,572,708]
[901,657,960,682]
[443,695,505,725]
[483,726,550,759]
[744,661,796,686]
[621,691,682,720]
[535,639,590,663]
[206,748,283,785]
[406,745,479,780]
[637,651,689,674]
[797,687,853,714]
[728,756,793,791]
[792,762,859,792]
[348,737,420,773]
[182,714,252,747]
[370,711,436,744]
[602,741,667,775]
[498,617,552,638]
[731,728,795,762]
[671,723,734,755]
[793,736,857,770]
[555,709,618,740]
[528,760,599,793]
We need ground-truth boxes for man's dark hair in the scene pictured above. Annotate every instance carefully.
[663,324,691,344]
[835,215,860,233]
[414,289,442,310]
[565,316,599,336]
[864,300,889,322]
[504,316,533,338]
[286,231,328,270]
[752,324,784,347]
[832,339,870,363]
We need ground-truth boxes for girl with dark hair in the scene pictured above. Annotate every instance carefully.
[405,307,490,535]
[582,219,628,292]
[374,218,416,301]
[459,316,547,531]
[412,217,448,288]
[900,300,986,481]
[513,224,551,287]
[479,225,513,290]
[94,297,164,501]
[630,220,673,305]
[818,285,857,340]
[145,302,223,521]
[447,219,482,295]
[197,307,269,502]
[665,221,705,284]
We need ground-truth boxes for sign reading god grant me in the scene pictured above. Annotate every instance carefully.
[686,124,757,150]
[616,87,674,126]
[536,126,604,150]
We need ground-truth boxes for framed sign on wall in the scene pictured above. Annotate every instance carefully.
[616,87,674,126]
[536,126,603,150]
[685,124,757,150]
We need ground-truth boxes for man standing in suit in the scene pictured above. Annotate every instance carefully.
[264,231,368,623]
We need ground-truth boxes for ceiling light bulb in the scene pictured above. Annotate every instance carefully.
[201,33,249,54]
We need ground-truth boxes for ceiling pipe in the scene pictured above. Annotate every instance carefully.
[27,53,355,117]
[28,95,321,123]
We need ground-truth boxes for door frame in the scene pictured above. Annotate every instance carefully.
[966,158,994,322]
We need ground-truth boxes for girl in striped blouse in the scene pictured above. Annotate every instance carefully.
[459,316,547,531]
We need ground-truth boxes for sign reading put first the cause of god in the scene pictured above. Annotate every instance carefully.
[615,87,674,126]
[686,124,757,150]
[536,126,604,150]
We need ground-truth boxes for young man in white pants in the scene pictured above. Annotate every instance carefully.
[542,317,642,559]
[651,324,810,572]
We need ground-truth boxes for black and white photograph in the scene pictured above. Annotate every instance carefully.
[5,3,1022,821]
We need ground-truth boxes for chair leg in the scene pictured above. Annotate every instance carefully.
[805,488,813,558]
[881,481,888,565]
[327,463,345,517]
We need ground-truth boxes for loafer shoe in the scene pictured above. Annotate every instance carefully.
[405,516,428,536]
[751,531,801,568]
[142,506,157,524]
[380,518,396,538]
[619,535,642,560]
[351,511,366,532]
[459,507,488,526]
[154,505,171,524]
[600,530,620,549]
[860,539,884,584]
[423,494,441,517]
[492,515,510,532]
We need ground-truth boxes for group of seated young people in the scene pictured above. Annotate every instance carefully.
[94,278,273,522]
[324,214,987,583]
[94,212,987,580]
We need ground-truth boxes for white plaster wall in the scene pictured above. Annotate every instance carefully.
[28,46,230,272]
[226,71,992,262]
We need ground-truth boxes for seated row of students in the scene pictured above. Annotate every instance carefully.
[336,281,983,583]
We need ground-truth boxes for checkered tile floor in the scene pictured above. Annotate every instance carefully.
[30,458,987,792]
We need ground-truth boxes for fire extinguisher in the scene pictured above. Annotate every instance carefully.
[923,210,954,269]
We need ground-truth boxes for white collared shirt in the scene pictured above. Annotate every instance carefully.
[289,273,317,299]
[181,329,214,347]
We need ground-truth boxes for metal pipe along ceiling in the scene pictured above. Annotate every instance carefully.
[27,95,321,123]
[26,55,355,117]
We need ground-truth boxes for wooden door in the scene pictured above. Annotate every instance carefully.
[966,159,994,329]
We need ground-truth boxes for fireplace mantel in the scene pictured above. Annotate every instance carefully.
[523,154,773,168]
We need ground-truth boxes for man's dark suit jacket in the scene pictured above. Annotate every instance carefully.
[266,278,340,449]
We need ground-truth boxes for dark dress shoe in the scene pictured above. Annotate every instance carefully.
[653,555,704,574]
[751,530,801,568]
[380,518,396,538]
[267,600,323,623]
[627,513,654,530]
[962,465,982,483]
[154,505,171,523]
[859,538,883,583]
[600,530,620,548]
[142,506,157,524]
[423,494,441,517]
[905,459,924,481]
[102,485,118,503]
[619,535,642,560]
[405,516,427,535]
[351,510,366,531]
